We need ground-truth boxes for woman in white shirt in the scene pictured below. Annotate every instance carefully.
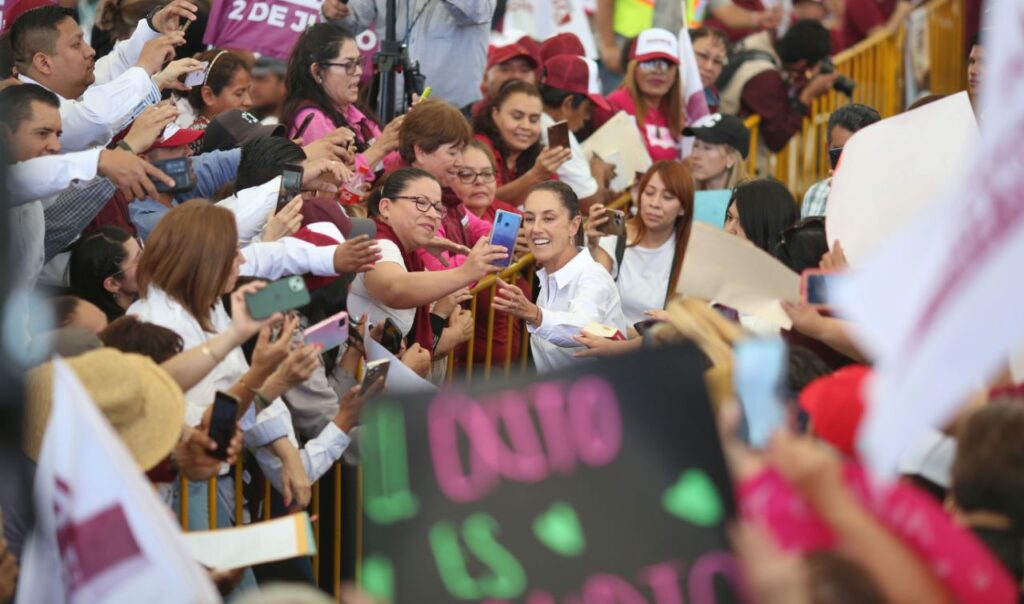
[587,161,695,326]
[129,200,349,526]
[494,181,626,373]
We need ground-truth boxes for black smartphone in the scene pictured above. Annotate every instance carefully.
[208,391,239,460]
[277,164,304,211]
[360,359,390,396]
[633,319,658,336]
[151,157,197,194]
[547,120,570,150]
[380,318,404,356]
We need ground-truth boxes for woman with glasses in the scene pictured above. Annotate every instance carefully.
[281,23,401,170]
[690,27,730,113]
[606,29,685,162]
[347,168,508,360]
[68,227,144,322]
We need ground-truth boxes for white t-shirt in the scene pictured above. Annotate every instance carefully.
[598,233,676,325]
[346,239,416,336]
[539,112,599,199]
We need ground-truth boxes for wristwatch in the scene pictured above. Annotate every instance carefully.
[145,5,161,32]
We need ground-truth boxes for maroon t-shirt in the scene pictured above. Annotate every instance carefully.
[841,0,896,49]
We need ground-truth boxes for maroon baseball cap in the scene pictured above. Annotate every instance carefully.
[144,124,205,153]
[2,0,56,34]
[515,34,542,67]
[540,32,586,63]
[541,55,610,111]
[486,41,539,71]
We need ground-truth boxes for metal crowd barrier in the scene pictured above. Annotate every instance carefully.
[174,3,965,599]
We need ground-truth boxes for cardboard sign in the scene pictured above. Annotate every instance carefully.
[360,345,741,603]
[204,0,324,60]
[581,112,653,193]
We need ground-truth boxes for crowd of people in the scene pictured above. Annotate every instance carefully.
[0,0,1008,601]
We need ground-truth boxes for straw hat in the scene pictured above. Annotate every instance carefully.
[24,348,185,471]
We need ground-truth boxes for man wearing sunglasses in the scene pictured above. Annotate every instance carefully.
[800,102,880,218]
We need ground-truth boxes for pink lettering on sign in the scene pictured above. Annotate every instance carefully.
[427,377,624,504]
[638,561,686,604]
[582,574,648,604]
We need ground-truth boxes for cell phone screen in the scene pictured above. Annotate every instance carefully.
[277,165,304,210]
[804,273,845,307]
[208,391,239,461]
[734,337,788,449]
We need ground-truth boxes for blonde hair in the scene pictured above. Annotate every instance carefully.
[623,59,684,137]
[696,148,745,191]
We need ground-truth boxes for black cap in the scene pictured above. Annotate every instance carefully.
[683,113,751,158]
[200,109,286,154]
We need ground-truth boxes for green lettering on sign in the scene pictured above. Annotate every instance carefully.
[361,554,395,602]
[363,402,419,525]
[428,513,528,600]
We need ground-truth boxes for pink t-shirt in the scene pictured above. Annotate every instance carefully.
[288,104,382,148]
[606,89,681,163]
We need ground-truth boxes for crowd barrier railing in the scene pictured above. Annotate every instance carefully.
[743,0,965,200]
[175,3,965,600]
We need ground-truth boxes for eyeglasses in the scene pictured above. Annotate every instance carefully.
[322,60,362,76]
[694,50,728,68]
[456,169,496,184]
[638,59,674,73]
[392,195,447,218]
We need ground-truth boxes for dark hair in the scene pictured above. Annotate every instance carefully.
[689,26,728,48]
[826,103,880,145]
[0,83,59,131]
[728,179,799,252]
[528,180,579,218]
[775,19,831,66]
[51,295,79,327]
[68,226,132,322]
[10,5,75,70]
[397,99,473,165]
[969,32,980,49]
[772,216,828,273]
[787,345,832,396]
[280,23,376,151]
[906,94,945,112]
[236,136,306,191]
[0,33,14,79]
[953,401,1024,529]
[473,80,543,178]
[538,83,588,111]
[99,315,184,363]
[805,551,888,604]
[187,49,249,114]
[366,167,438,217]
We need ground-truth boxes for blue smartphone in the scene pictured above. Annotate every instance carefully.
[489,209,521,268]
[734,337,788,449]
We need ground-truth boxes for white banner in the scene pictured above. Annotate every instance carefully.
[836,0,1024,478]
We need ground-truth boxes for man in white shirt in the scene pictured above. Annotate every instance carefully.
[9,0,197,151]
[538,54,614,211]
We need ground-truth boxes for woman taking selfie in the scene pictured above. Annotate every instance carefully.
[606,28,684,162]
[724,178,799,252]
[185,49,252,133]
[587,161,694,326]
[346,168,508,361]
[281,23,401,169]
[68,227,143,322]
[494,181,626,373]
[686,113,751,191]
[473,80,572,206]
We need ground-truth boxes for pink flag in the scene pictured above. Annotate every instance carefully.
[203,0,324,59]
[678,27,711,157]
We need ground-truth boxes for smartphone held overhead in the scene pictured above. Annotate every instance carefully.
[245,276,311,320]
[151,157,197,194]
[208,391,239,461]
[303,311,349,351]
[277,164,304,211]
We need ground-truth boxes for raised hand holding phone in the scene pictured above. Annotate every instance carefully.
[489,210,522,268]
[734,337,788,448]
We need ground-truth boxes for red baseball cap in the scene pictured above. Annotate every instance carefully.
[542,55,610,111]
[515,34,542,67]
[486,41,539,71]
[632,28,680,64]
[2,0,56,34]
[144,124,205,153]
[798,365,871,457]
[540,32,586,63]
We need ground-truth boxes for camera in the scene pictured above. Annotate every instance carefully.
[818,58,856,97]
[288,276,305,292]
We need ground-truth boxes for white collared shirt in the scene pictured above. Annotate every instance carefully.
[528,248,627,373]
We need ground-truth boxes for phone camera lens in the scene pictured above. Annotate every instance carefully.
[289,277,303,292]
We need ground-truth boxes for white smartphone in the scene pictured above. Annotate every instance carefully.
[184,61,209,88]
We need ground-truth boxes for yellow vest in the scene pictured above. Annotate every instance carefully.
[614,0,655,38]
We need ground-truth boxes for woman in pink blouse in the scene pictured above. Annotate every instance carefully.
[281,23,401,172]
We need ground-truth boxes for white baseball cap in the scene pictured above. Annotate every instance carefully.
[633,28,680,65]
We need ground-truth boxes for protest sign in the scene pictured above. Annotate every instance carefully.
[359,345,741,604]
[582,112,653,193]
[825,92,978,265]
[835,0,1024,478]
[204,0,323,60]
[694,190,732,228]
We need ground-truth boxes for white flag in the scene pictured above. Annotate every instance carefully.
[678,27,712,156]
[16,359,220,604]
[835,0,1024,478]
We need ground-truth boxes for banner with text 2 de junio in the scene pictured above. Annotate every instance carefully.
[204,0,323,60]
[360,344,741,604]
